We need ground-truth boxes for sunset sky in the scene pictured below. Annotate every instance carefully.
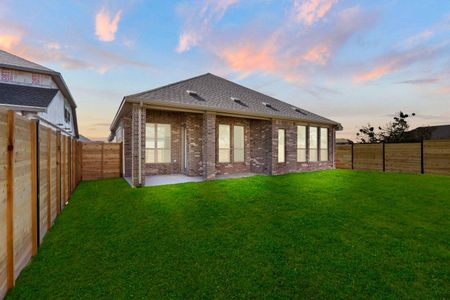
[1,0,449,140]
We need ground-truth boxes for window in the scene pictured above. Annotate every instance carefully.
[278,129,285,163]
[233,125,244,162]
[309,126,318,162]
[297,125,306,162]
[146,123,171,163]
[320,127,328,161]
[64,107,71,123]
[218,124,231,163]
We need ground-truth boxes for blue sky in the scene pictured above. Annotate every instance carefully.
[1,0,449,139]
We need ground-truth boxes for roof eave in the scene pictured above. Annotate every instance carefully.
[109,97,341,134]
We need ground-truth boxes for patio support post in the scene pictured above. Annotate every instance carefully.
[202,112,216,179]
[131,103,146,186]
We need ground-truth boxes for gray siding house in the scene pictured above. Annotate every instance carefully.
[109,73,342,186]
[0,50,78,137]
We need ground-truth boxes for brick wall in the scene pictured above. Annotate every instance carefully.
[202,113,216,179]
[131,104,146,186]
[120,107,337,184]
[144,110,183,175]
[250,119,272,174]
[185,113,203,176]
[123,117,132,177]
[271,119,334,175]
[215,116,251,175]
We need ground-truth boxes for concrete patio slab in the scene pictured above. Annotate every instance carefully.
[125,172,260,187]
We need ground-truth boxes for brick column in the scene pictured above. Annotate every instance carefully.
[202,112,216,179]
[331,127,336,168]
[131,104,146,186]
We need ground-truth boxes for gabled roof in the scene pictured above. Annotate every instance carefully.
[0,49,79,137]
[0,83,59,108]
[0,49,57,74]
[110,73,341,132]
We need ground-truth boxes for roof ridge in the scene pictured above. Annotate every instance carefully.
[125,73,212,99]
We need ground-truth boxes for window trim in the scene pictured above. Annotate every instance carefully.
[320,127,329,162]
[309,126,318,162]
[278,128,286,163]
[297,125,307,162]
[145,123,171,164]
[233,125,245,163]
[218,124,231,163]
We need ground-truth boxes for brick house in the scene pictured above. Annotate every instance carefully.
[108,73,342,186]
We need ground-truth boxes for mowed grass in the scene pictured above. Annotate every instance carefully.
[6,170,450,299]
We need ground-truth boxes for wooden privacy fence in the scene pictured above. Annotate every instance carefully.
[336,140,450,175]
[80,143,121,180]
[0,109,122,299]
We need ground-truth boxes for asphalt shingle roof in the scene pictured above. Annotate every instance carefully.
[0,82,58,108]
[126,73,339,126]
[0,50,56,74]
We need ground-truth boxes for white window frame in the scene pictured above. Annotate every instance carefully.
[218,124,231,163]
[320,127,329,161]
[278,129,286,163]
[309,126,318,162]
[297,125,307,162]
[145,123,171,163]
[233,125,244,163]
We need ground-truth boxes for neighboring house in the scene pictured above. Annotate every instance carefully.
[109,73,342,186]
[407,125,450,141]
[78,134,92,142]
[336,138,353,145]
[0,49,78,137]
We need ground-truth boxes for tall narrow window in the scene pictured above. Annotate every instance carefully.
[278,129,285,163]
[146,123,171,163]
[233,125,244,162]
[297,125,306,162]
[320,127,328,161]
[218,124,231,163]
[309,126,318,162]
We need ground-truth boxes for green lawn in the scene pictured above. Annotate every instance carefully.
[6,170,450,299]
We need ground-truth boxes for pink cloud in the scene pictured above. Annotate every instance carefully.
[176,0,238,53]
[354,42,447,82]
[221,43,277,74]
[95,8,122,42]
[293,0,339,26]
[208,5,375,83]
[176,32,199,53]
[0,34,22,50]
[302,44,330,64]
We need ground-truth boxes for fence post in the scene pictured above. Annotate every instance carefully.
[6,111,15,289]
[101,143,104,179]
[56,131,61,214]
[30,120,38,255]
[351,143,354,169]
[382,142,386,172]
[421,139,424,174]
[47,128,52,228]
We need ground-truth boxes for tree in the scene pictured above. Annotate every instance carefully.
[356,111,416,143]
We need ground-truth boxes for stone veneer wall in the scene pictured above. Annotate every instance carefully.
[215,116,251,175]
